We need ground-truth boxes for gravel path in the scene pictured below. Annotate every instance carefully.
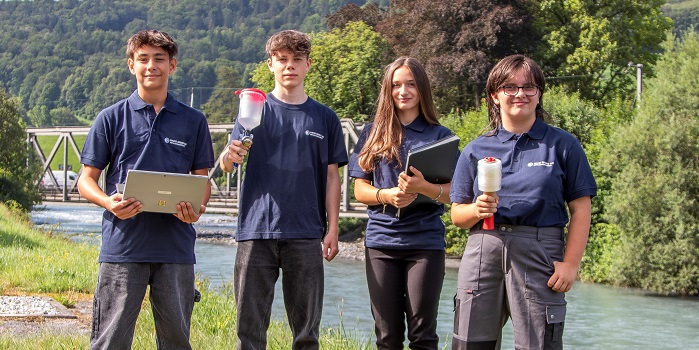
[0,296,62,316]
[0,297,91,337]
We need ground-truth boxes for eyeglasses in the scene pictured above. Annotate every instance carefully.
[498,85,539,96]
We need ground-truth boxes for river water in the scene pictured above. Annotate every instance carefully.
[31,203,699,349]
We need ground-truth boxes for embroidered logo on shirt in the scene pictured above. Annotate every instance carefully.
[305,130,325,140]
[528,161,554,167]
[164,137,187,148]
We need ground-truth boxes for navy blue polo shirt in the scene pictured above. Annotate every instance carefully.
[348,116,456,250]
[233,93,348,241]
[450,118,596,227]
[81,90,215,264]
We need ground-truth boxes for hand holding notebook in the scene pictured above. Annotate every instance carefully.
[396,134,460,218]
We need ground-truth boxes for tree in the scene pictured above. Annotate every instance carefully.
[200,65,241,123]
[27,105,51,127]
[662,1,699,35]
[326,3,385,29]
[533,0,673,104]
[375,0,536,112]
[0,92,41,211]
[601,30,699,295]
[250,61,275,95]
[251,21,391,122]
[306,21,390,121]
[49,107,81,126]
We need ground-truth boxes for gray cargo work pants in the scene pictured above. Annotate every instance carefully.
[452,225,566,350]
[90,262,195,350]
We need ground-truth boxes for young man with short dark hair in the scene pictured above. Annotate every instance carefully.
[219,30,348,349]
[79,29,214,350]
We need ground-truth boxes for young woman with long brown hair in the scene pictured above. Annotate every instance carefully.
[348,57,456,350]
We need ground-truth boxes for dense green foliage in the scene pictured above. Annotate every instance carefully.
[0,0,380,125]
[534,0,673,104]
[0,0,677,125]
[600,30,699,295]
[663,0,699,33]
[0,92,41,211]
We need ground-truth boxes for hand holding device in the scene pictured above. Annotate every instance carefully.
[230,88,266,174]
[477,157,501,230]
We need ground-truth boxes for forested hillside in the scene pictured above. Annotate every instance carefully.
[3,0,687,128]
[0,0,383,126]
[663,0,699,33]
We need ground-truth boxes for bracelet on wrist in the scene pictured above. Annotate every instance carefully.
[432,184,443,201]
[376,188,387,213]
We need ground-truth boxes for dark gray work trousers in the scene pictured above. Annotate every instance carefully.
[452,225,566,350]
[90,262,195,350]
[234,239,324,350]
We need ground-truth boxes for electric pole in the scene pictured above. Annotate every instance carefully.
[628,62,643,109]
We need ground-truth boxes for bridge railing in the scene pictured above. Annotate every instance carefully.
[27,119,367,217]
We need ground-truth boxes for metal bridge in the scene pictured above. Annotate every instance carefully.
[26,119,368,218]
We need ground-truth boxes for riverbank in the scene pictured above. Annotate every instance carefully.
[1,203,369,349]
[13,202,699,349]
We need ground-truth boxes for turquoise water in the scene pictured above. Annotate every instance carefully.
[32,203,699,349]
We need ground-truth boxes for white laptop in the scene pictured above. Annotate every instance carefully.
[121,170,208,214]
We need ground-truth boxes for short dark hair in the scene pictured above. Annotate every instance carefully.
[485,54,548,130]
[265,30,311,58]
[126,29,178,59]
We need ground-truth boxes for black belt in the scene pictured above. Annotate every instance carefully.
[471,222,564,241]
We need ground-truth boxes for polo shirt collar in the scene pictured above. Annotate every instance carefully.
[403,114,428,132]
[495,117,546,142]
[127,90,182,114]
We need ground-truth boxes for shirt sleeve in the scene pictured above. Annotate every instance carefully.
[328,114,349,167]
[192,116,215,171]
[348,125,372,180]
[80,112,110,170]
[563,139,597,202]
[450,142,477,204]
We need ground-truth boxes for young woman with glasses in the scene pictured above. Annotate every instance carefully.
[449,54,597,349]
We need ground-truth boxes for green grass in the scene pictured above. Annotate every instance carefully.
[0,207,97,296]
[0,203,370,349]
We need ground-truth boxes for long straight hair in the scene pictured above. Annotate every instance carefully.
[358,57,440,172]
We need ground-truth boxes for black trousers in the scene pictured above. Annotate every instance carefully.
[365,247,445,350]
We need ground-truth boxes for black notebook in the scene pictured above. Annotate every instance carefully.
[397,134,460,218]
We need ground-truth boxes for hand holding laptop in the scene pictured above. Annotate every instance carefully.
[174,201,205,224]
[121,170,209,215]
